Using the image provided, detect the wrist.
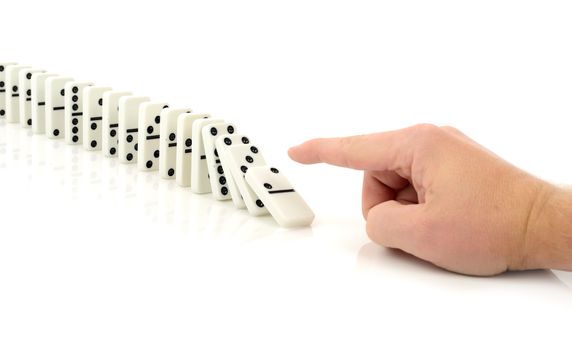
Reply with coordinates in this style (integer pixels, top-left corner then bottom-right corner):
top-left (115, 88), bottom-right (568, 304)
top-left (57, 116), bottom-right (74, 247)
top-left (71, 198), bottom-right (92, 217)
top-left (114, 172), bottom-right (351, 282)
top-left (523, 184), bottom-right (572, 271)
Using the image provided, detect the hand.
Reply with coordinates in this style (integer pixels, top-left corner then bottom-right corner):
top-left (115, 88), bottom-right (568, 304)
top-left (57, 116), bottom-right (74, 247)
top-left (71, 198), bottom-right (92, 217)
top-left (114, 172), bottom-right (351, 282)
top-left (289, 124), bottom-right (571, 276)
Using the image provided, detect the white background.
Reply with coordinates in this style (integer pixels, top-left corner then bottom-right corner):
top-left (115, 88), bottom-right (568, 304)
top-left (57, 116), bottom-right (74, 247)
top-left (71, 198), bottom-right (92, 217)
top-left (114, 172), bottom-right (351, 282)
top-left (2, 0), bottom-right (572, 349)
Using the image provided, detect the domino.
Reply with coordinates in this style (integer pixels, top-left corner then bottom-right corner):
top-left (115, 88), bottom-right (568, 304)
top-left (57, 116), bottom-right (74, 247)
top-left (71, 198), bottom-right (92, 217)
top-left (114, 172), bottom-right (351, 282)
top-left (245, 166), bottom-right (314, 227)
top-left (201, 122), bottom-right (237, 200)
top-left (102, 91), bottom-right (131, 157)
top-left (45, 76), bottom-right (74, 139)
top-left (0, 62), bottom-right (17, 119)
top-left (31, 72), bottom-right (58, 134)
top-left (223, 144), bottom-right (269, 216)
top-left (83, 86), bottom-right (112, 151)
top-left (118, 96), bottom-right (150, 164)
top-left (175, 113), bottom-right (210, 187)
top-left (137, 101), bottom-right (169, 171)
top-left (18, 68), bottom-right (45, 127)
top-left (5, 65), bottom-right (31, 123)
top-left (190, 118), bottom-right (224, 194)
top-left (214, 134), bottom-right (251, 209)
top-left (158, 107), bottom-right (192, 179)
top-left (64, 81), bottom-right (93, 145)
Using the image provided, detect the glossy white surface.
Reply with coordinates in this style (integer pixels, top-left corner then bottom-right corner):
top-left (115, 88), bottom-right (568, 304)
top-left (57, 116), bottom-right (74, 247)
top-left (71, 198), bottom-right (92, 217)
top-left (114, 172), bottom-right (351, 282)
top-left (3, 0), bottom-right (572, 349)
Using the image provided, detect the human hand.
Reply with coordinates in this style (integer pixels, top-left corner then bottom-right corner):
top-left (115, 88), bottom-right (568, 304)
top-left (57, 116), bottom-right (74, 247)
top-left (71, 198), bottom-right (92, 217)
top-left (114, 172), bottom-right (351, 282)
top-left (289, 124), bottom-right (571, 276)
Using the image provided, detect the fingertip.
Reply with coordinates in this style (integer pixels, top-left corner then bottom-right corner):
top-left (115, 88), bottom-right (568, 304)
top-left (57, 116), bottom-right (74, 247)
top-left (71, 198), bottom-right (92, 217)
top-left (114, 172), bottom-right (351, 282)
top-left (288, 140), bottom-right (318, 164)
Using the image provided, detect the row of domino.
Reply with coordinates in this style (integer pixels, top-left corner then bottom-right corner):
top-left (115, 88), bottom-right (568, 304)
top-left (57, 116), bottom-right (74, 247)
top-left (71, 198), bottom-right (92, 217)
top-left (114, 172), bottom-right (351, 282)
top-left (0, 62), bottom-right (314, 228)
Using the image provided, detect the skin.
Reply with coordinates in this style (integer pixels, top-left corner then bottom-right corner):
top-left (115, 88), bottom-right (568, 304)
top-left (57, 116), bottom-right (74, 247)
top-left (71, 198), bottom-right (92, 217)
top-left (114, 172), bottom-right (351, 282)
top-left (288, 124), bottom-right (572, 276)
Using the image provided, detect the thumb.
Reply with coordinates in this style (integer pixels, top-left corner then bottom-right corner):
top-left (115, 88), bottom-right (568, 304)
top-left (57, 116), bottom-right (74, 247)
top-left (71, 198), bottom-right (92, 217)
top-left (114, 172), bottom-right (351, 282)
top-left (366, 201), bottom-right (431, 260)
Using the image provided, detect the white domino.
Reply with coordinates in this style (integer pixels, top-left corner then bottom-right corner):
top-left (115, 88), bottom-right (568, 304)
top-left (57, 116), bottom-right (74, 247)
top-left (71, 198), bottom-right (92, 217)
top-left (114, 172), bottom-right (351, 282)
top-left (191, 118), bottom-right (224, 194)
top-left (245, 166), bottom-right (315, 227)
top-left (201, 122), bottom-right (237, 200)
top-left (175, 113), bottom-right (210, 187)
top-left (118, 96), bottom-right (149, 164)
top-left (64, 81), bottom-right (93, 145)
top-left (102, 91), bottom-right (131, 157)
top-left (31, 72), bottom-right (57, 134)
top-left (5, 65), bottom-right (31, 123)
top-left (137, 101), bottom-right (169, 171)
top-left (159, 107), bottom-right (193, 179)
top-left (223, 144), bottom-right (269, 216)
top-left (18, 68), bottom-right (45, 128)
top-left (45, 76), bottom-right (73, 139)
top-left (214, 134), bottom-right (252, 209)
top-left (83, 86), bottom-right (112, 151)
top-left (0, 62), bottom-right (18, 119)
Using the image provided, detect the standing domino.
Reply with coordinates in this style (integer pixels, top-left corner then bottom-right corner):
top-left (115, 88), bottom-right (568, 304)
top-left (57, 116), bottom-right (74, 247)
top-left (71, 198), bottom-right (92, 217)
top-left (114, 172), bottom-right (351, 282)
top-left (18, 68), bottom-right (45, 127)
top-left (137, 101), bottom-right (169, 171)
top-left (102, 91), bottom-right (131, 157)
top-left (190, 118), bottom-right (224, 194)
top-left (64, 81), bottom-right (93, 145)
top-left (245, 166), bottom-right (315, 227)
top-left (83, 86), bottom-right (112, 150)
top-left (214, 134), bottom-right (251, 209)
top-left (118, 96), bottom-right (150, 164)
top-left (175, 113), bottom-right (210, 187)
top-left (31, 73), bottom-right (57, 134)
top-left (201, 122), bottom-right (237, 200)
top-left (45, 76), bottom-right (74, 139)
top-left (223, 144), bottom-right (269, 216)
top-left (159, 107), bottom-right (192, 179)
top-left (5, 65), bottom-right (31, 123)
top-left (0, 62), bottom-right (17, 119)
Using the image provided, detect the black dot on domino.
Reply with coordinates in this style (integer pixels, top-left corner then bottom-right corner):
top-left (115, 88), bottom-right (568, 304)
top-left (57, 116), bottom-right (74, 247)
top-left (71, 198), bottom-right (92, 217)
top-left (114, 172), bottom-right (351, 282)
top-left (127, 153), bottom-right (133, 161)
top-left (98, 98), bottom-right (103, 106)
top-left (245, 156), bottom-right (253, 163)
top-left (146, 161), bottom-right (153, 169)
top-left (185, 138), bottom-right (192, 147)
top-left (227, 125), bottom-right (234, 134)
top-left (72, 95), bottom-right (78, 102)
top-left (162, 105), bottom-right (169, 109)
top-left (264, 183), bottom-right (272, 189)
top-left (210, 127), bottom-right (217, 136)
top-left (221, 187), bottom-right (228, 196)
top-left (110, 130), bottom-right (116, 137)
top-left (53, 129), bottom-right (60, 136)
top-left (224, 137), bottom-right (232, 145)
top-left (270, 168), bottom-right (279, 173)
top-left (217, 165), bottom-right (223, 174)
top-left (72, 104), bottom-right (79, 111)
top-left (60, 89), bottom-right (65, 96)
top-left (110, 147), bottom-right (116, 155)
top-left (250, 146), bottom-right (258, 154)
top-left (26, 73), bottom-right (32, 79)
top-left (256, 200), bottom-right (264, 208)
top-left (147, 126), bottom-right (153, 134)
top-left (169, 133), bottom-right (175, 141)
top-left (0, 66), bottom-right (4, 72)
top-left (0, 82), bottom-right (4, 88)
top-left (91, 123), bottom-right (97, 130)
top-left (134, 143), bottom-right (138, 151)
top-left (72, 127), bottom-right (78, 134)
top-left (127, 135), bottom-right (133, 143)
top-left (72, 135), bottom-right (78, 143)
top-left (219, 176), bottom-right (226, 185)
top-left (214, 149), bottom-right (218, 157)
top-left (27, 119), bottom-right (32, 126)
top-left (241, 137), bottom-right (249, 144)
top-left (91, 140), bottom-right (97, 148)
top-left (72, 86), bottom-right (78, 93)
top-left (72, 118), bottom-right (78, 125)
top-left (0, 110), bottom-right (5, 116)
top-left (154, 116), bottom-right (160, 124)
top-left (12, 86), bottom-right (18, 93)
top-left (26, 89), bottom-right (31, 96)
top-left (168, 168), bottom-right (175, 177)
top-left (154, 150), bottom-right (159, 158)
top-left (240, 165), bottom-right (248, 173)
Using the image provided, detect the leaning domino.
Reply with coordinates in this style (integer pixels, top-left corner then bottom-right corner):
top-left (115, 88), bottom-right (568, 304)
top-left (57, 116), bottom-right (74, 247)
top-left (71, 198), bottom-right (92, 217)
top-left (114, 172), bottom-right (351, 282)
top-left (102, 91), bottom-right (131, 157)
top-left (214, 134), bottom-right (251, 209)
top-left (175, 113), bottom-right (210, 187)
top-left (118, 96), bottom-right (150, 164)
top-left (202, 122), bottom-right (236, 200)
top-left (137, 101), bottom-right (169, 171)
top-left (190, 118), bottom-right (224, 194)
top-left (159, 107), bottom-right (192, 179)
